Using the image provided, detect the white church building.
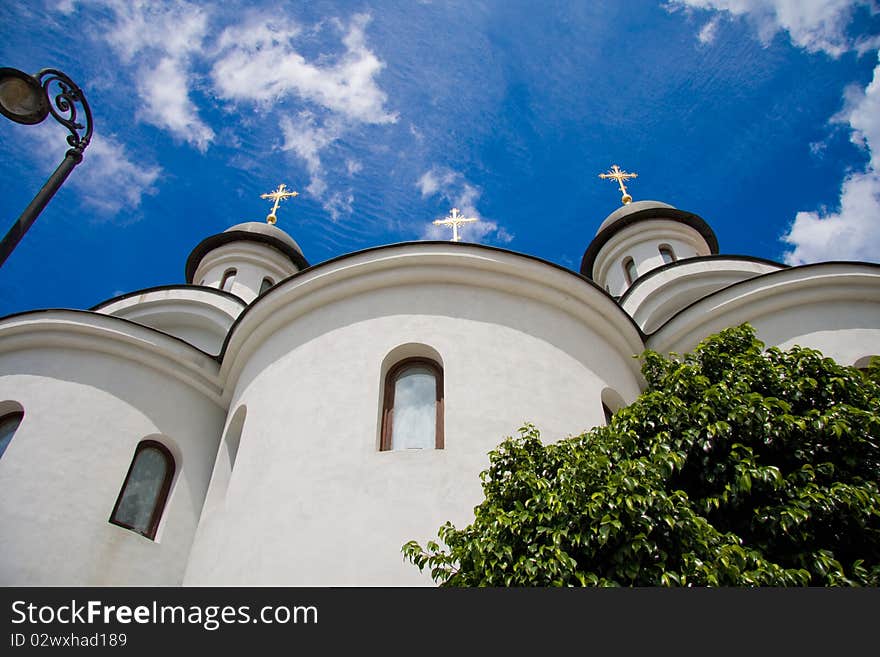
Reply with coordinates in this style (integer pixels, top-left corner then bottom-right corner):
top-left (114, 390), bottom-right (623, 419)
top-left (0, 191), bottom-right (878, 586)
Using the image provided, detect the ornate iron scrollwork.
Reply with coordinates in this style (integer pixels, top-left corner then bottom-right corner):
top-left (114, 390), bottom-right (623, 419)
top-left (36, 68), bottom-right (93, 156)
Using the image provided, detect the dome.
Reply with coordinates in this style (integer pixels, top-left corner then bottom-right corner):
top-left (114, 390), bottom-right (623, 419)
top-left (185, 221), bottom-right (310, 283)
top-left (580, 200), bottom-right (718, 279)
top-left (224, 222), bottom-right (304, 256)
top-left (595, 200), bottom-right (676, 236)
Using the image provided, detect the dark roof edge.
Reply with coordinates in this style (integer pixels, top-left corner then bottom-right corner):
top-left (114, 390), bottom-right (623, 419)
top-left (185, 231), bottom-right (311, 283)
top-left (580, 207), bottom-right (719, 278)
top-left (618, 254), bottom-right (788, 305)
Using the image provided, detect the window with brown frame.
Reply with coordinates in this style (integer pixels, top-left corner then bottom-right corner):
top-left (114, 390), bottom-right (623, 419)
top-left (380, 357), bottom-right (444, 451)
top-left (110, 440), bottom-right (175, 540)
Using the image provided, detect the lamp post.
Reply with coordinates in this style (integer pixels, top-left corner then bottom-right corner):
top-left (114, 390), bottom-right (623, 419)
top-left (0, 67), bottom-right (93, 267)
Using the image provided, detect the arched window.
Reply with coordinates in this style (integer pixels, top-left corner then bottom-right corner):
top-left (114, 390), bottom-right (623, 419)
top-left (602, 403), bottom-right (613, 425)
top-left (220, 268), bottom-right (236, 292)
top-left (381, 358), bottom-right (444, 451)
top-left (0, 410), bottom-right (24, 459)
top-left (659, 244), bottom-right (676, 264)
top-left (601, 388), bottom-right (625, 427)
top-left (110, 440), bottom-right (175, 540)
top-left (623, 257), bottom-right (637, 286)
top-left (259, 277), bottom-right (274, 295)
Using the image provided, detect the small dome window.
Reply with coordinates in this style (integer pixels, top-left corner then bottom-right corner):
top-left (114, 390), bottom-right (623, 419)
top-left (659, 244), bottom-right (677, 264)
top-left (622, 257), bottom-right (637, 286)
top-left (220, 269), bottom-right (237, 292)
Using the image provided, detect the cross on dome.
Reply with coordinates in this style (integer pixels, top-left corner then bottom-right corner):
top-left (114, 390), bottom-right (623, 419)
top-left (260, 183), bottom-right (299, 225)
top-left (432, 207), bottom-right (478, 242)
top-left (599, 164), bottom-right (638, 205)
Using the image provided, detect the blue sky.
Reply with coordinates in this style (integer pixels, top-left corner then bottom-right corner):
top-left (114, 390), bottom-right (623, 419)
top-left (1, 0), bottom-right (878, 315)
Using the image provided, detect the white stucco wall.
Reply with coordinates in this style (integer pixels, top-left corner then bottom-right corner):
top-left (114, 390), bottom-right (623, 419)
top-left (0, 315), bottom-right (225, 586)
top-left (184, 244), bottom-right (645, 586)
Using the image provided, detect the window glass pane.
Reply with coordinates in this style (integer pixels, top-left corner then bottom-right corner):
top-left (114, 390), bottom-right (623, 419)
top-left (0, 412), bottom-right (23, 458)
top-left (114, 447), bottom-right (168, 534)
top-left (391, 366), bottom-right (436, 450)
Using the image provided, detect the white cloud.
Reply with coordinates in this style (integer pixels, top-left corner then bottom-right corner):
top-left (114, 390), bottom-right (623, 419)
top-left (698, 15), bottom-right (721, 44)
top-left (782, 171), bottom-right (880, 262)
top-left (76, 135), bottom-right (161, 216)
top-left (417, 168), bottom-right (459, 197)
top-left (346, 159), bottom-right (363, 176)
top-left (53, 0), bottom-right (77, 13)
top-left (324, 192), bottom-right (355, 221)
top-left (417, 167), bottom-right (513, 244)
top-left (840, 66), bottom-right (880, 163)
top-left (211, 13), bottom-right (397, 125)
top-left (139, 57), bottom-right (214, 153)
top-left (213, 12), bottom-right (395, 216)
top-left (279, 113), bottom-right (343, 198)
top-left (102, 0), bottom-right (209, 61)
top-left (809, 140), bottom-right (828, 156)
top-left (60, 0), bottom-right (214, 151)
top-left (27, 127), bottom-right (161, 217)
top-left (669, 1), bottom-right (880, 263)
top-left (669, 0), bottom-right (879, 56)
top-left (279, 114), bottom-right (359, 220)
top-left (783, 51), bottom-right (880, 263)
top-left (52, 3), bottom-right (397, 218)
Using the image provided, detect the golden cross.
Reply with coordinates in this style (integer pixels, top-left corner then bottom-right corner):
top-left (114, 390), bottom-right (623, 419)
top-left (433, 207), bottom-right (477, 242)
top-left (260, 183), bottom-right (299, 224)
top-left (599, 164), bottom-right (638, 205)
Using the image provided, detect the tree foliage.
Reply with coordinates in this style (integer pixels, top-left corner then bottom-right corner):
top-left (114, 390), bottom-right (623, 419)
top-left (403, 324), bottom-right (880, 586)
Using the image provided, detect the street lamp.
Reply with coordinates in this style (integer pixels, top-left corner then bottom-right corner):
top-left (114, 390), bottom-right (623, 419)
top-left (0, 67), bottom-right (93, 267)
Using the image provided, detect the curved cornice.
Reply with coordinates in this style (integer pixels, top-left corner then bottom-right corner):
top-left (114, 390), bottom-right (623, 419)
top-left (618, 254), bottom-right (788, 306)
top-left (90, 284), bottom-right (247, 313)
top-left (648, 261), bottom-right (880, 351)
top-left (185, 231), bottom-right (311, 283)
top-left (0, 309), bottom-right (223, 405)
top-left (217, 242), bottom-right (647, 398)
top-left (581, 207), bottom-right (719, 278)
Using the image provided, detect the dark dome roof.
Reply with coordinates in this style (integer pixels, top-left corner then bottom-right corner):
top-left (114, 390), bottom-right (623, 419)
top-left (580, 201), bottom-right (718, 278)
top-left (595, 200), bottom-right (675, 235)
top-left (223, 222), bottom-right (304, 255)
top-left (185, 222), bottom-right (310, 283)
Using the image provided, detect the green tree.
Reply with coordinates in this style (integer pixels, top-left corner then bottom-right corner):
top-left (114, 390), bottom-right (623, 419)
top-left (403, 324), bottom-right (880, 586)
